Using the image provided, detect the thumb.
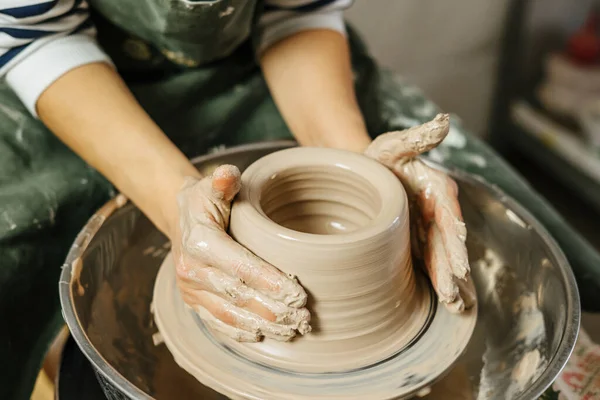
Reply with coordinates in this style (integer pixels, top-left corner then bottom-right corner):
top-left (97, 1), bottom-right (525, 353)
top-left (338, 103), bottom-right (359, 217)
top-left (211, 165), bottom-right (242, 203)
top-left (365, 113), bottom-right (450, 165)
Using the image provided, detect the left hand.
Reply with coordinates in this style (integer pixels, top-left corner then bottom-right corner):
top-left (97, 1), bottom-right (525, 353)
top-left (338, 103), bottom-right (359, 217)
top-left (365, 114), bottom-right (476, 313)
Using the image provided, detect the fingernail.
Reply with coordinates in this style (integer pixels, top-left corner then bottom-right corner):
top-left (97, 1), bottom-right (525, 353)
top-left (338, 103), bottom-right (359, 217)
top-left (213, 165), bottom-right (240, 180)
top-left (279, 279), bottom-right (308, 307)
top-left (285, 291), bottom-right (307, 308)
top-left (297, 320), bottom-right (312, 335)
top-left (445, 298), bottom-right (465, 314)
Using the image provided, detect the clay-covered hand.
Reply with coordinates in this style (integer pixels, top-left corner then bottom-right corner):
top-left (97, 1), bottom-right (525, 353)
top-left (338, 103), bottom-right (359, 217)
top-left (365, 114), bottom-right (476, 313)
top-left (172, 165), bottom-right (311, 342)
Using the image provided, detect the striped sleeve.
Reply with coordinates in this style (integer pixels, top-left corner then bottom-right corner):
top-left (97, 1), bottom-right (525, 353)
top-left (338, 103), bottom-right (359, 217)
top-left (256, 0), bottom-right (352, 54)
top-left (0, 0), bottom-right (111, 116)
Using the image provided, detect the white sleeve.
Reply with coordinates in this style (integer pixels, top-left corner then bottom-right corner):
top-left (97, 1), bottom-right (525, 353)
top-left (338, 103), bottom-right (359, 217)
top-left (256, 0), bottom-right (353, 55)
top-left (0, 0), bottom-right (112, 116)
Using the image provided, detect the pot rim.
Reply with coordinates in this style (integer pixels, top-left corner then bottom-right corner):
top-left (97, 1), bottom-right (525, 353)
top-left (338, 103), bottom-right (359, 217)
top-left (232, 146), bottom-right (408, 245)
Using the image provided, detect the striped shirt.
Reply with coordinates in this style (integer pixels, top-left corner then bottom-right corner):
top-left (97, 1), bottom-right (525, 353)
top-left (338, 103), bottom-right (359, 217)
top-left (0, 0), bottom-right (352, 116)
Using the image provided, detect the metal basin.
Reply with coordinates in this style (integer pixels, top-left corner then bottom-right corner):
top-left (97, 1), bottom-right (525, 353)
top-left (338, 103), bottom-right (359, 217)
top-left (59, 141), bottom-right (580, 400)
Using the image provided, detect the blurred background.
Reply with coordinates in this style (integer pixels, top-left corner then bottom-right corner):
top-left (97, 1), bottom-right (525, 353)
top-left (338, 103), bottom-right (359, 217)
top-left (346, 0), bottom-right (600, 255)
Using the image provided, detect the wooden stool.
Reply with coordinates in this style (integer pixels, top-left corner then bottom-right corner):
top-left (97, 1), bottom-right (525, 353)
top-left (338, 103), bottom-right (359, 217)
top-left (31, 326), bottom-right (69, 400)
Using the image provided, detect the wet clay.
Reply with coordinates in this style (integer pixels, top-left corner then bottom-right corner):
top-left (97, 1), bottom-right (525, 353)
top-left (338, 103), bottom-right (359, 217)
top-left (153, 254), bottom-right (477, 400)
top-left (152, 148), bottom-right (477, 399)
top-left (221, 147), bottom-right (430, 373)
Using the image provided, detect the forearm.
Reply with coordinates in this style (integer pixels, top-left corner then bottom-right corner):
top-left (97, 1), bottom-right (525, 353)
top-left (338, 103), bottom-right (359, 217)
top-left (260, 30), bottom-right (371, 153)
top-left (37, 63), bottom-right (200, 236)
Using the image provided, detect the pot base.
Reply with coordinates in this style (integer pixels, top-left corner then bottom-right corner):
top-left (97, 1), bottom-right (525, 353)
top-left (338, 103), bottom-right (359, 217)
top-left (216, 268), bottom-right (433, 374)
top-left (153, 254), bottom-right (477, 400)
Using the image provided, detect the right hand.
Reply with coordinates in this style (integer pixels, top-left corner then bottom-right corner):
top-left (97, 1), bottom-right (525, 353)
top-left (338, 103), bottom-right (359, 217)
top-left (365, 114), bottom-right (475, 313)
top-left (172, 165), bottom-right (311, 342)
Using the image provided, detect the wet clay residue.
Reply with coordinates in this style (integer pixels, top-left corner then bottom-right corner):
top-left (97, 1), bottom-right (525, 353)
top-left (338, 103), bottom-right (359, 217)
top-left (473, 249), bottom-right (548, 400)
top-left (152, 252), bottom-right (477, 400)
top-left (511, 350), bottom-right (542, 389)
top-left (69, 193), bottom-right (129, 298)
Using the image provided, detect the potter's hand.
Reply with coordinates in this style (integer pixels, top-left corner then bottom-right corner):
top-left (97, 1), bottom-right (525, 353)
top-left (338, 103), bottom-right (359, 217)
top-left (365, 114), bottom-right (475, 313)
top-left (173, 165), bottom-right (311, 342)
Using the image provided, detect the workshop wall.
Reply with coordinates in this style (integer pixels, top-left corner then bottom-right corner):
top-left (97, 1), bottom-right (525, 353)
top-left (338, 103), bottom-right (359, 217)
top-left (345, 0), bottom-right (509, 137)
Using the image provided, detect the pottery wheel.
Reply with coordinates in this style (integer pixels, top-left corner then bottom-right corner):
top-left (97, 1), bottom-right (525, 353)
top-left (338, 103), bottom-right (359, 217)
top-left (153, 254), bottom-right (477, 400)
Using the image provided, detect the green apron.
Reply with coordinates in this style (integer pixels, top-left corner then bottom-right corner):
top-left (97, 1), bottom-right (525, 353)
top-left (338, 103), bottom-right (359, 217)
top-left (0, 1), bottom-right (599, 399)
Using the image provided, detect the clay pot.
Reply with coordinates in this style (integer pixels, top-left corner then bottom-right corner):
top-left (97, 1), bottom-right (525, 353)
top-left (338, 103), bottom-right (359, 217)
top-left (226, 147), bottom-right (431, 373)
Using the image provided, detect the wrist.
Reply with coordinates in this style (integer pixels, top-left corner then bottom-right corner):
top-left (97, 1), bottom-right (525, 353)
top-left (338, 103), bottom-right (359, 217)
top-left (116, 148), bottom-right (201, 240)
top-left (294, 113), bottom-right (371, 153)
top-left (322, 130), bottom-right (371, 153)
top-left (154, 165), bottom-right (202, 240)
top-left (316, 124), bottom-right (372, 153)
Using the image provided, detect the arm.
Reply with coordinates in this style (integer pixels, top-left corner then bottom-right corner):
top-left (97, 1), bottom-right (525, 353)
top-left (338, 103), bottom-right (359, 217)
top-left (37, 63), bottom-right (200, 236)
top-left (3, 1), bottom-right (309, 341)
top-left (258, 3), bottom-right (473, 312)
top-left (258, 0), bottom-right (371, 153)
top-left (1, 1), bottom-right (199, 236)
top-left (261, 29), bottom-right (371, 152)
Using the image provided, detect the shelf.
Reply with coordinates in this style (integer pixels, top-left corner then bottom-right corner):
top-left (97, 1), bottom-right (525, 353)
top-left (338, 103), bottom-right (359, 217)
top-left (508, 100), bottom-right (600, 212)
top-left (511, 100), bottom-right (600, 182)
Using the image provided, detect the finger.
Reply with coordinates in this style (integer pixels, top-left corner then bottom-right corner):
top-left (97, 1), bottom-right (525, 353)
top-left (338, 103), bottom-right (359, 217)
top-left (178, 174), bottom-right (233, 230)
top-left (177, 265), bottom-right (311, 333)
top-left (194, 305), bottom-right (260, 342)
top-left (443, 278), bottom-right (475, 313)
top-left (189, 291), bottom-right (300, 341)
top-left (456, 276), bottom-right (476, 310)
top-left (392, 158), bottom-right (427, 201)
top-left (210, 164), bottom-right (241, 202)
top-left (184, 227), bottom-right (308, 308)
top-left (401, 160), bottom-right (470, 279)
top-left (408, 200), bottom-right (425, 260)
top-left (444, 297), bottom-right (465, 314)
top-left (435, 202), bottom-right (469, 279)
top-left (424, 224), bottom-right (459, 303)
top-left (365, 113), bottom-right (450, 165)
top-left (392, 161), bottom-right (433, 260)
top-left (431, 174), bottom-right (469, 279)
